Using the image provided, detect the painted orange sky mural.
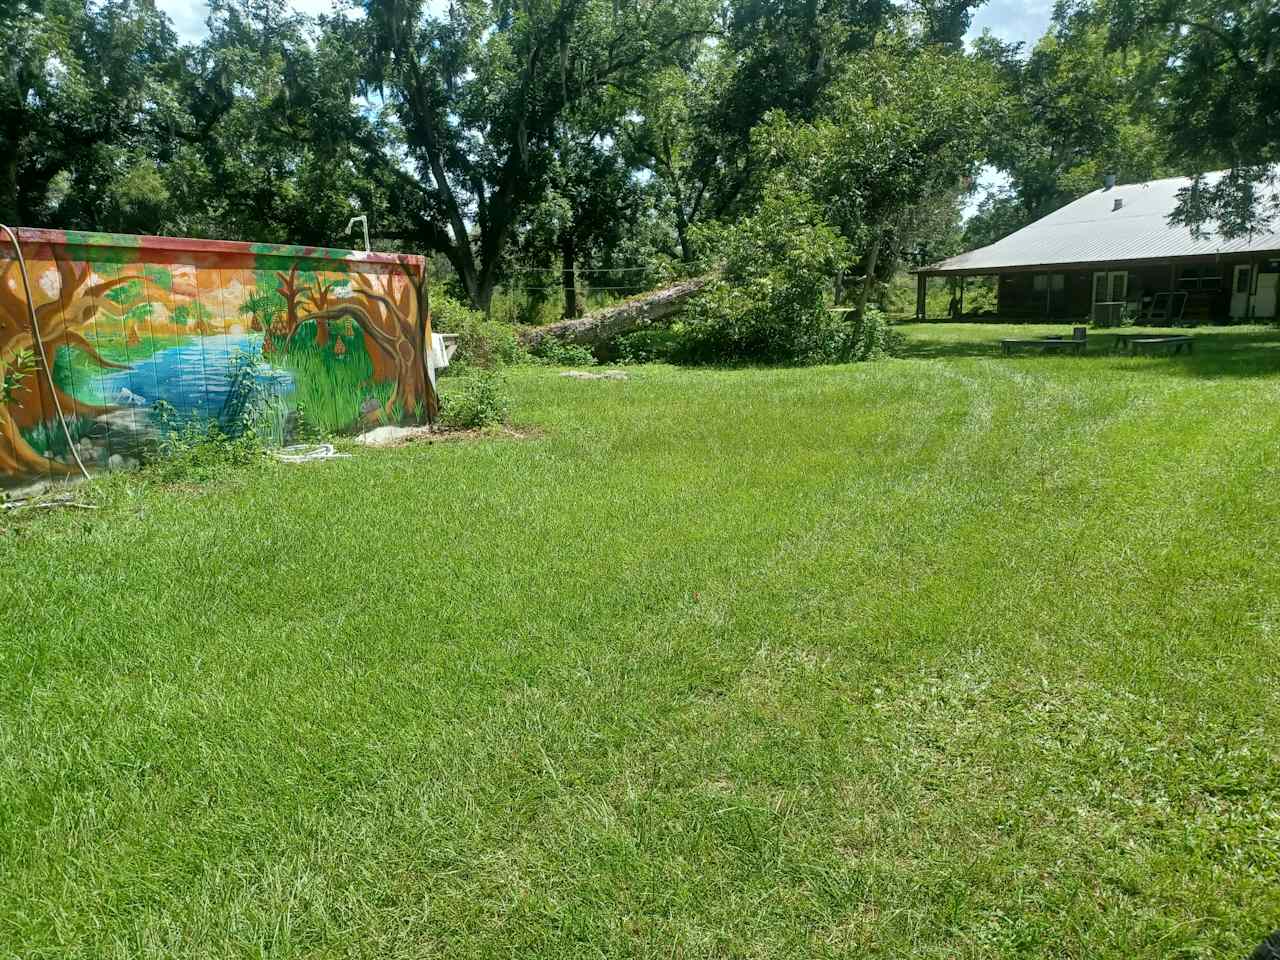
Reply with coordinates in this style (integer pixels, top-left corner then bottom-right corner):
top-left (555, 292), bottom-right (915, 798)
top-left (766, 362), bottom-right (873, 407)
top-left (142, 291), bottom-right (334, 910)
top-left (0, 229), bottom-right (436, 491)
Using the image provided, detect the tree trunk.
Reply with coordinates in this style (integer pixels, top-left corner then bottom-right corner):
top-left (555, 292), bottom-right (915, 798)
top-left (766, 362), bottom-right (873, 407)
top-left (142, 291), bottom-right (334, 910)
top-left (561, 233), bottom-right (578, 319)
top-left (856, 233), bottom-right (882, 320)
top-left (521, 275), bottom-right (710, 349)
top-left (475, 276), bottom-right (496, 317)
top-left (457, 256), bottom-right (484, 312)
top-left (674, 203), bottom-right (693, 263)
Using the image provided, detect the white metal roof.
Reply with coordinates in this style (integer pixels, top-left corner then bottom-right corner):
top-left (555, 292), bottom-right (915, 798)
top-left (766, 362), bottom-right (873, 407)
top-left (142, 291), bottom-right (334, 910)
top-left (920, 170), bottom-right (1280, 275)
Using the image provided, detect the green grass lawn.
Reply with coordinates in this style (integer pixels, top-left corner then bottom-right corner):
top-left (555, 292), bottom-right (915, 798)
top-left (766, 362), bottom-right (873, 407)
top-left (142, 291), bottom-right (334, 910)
top-left (3, 323), bottom-right (1279, 958)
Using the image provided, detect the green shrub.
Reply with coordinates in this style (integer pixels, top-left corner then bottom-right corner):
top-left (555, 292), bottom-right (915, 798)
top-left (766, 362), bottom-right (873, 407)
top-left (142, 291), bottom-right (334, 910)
top-left (610, 327), bottom-right (685, 364)
top-left (528, 336), bottom-right (597, 367)
top-left (488, 285), bottom-right (564, 326)
top-left (685, 187), bottom-right (872, 365)
top-left (289, 401), bottom-right (326, 444)
top-left (849, 307), bottom-right (897, 361)
top-left (439, 371), bottom-right (512, 429)
top-left (431, 294), bottom-right (484, 332)
top-left (432, 295), bottom-right (527, 369)
top-left (146, 402), bottom-right (267, 483)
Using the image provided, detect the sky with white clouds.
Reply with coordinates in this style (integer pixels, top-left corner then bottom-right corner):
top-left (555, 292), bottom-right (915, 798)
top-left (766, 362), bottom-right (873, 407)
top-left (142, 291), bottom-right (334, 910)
top-left (158, 0), bottom-right (345, 42)
top-left (966, 0), bottom-right (1054, 48)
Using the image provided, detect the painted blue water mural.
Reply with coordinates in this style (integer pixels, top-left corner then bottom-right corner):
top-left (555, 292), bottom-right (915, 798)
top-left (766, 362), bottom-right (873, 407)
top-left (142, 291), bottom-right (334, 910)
top-left (96, 333), bottom-right (294, 425)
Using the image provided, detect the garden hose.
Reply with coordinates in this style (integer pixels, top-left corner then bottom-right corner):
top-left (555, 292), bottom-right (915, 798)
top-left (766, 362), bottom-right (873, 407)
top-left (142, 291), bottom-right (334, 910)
top-left (1, 224), bottom-right (92, 481)
top-left (270, 443), bottom-right (350, 463)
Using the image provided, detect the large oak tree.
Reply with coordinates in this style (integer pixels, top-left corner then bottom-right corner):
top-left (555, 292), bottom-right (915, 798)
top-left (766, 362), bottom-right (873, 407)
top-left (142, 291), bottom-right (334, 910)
top-left (356, 0), bottom-right (716, 311)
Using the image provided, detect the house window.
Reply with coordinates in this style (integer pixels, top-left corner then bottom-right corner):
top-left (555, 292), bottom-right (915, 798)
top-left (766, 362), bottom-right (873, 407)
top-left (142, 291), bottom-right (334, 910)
top-left (1179, 267), bottom-right (1223, 291)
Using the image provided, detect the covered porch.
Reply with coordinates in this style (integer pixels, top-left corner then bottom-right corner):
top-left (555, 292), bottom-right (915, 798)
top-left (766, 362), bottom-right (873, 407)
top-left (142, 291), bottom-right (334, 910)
top-left (912, 255), bottom-right (1280, 325)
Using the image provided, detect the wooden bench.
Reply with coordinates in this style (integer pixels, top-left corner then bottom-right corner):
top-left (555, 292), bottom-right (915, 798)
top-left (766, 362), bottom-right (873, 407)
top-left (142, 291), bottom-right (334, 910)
top-left (1121, 335), bottom-right (1194, 356)
top-left (1000, 329), bottom-right (1087, 356)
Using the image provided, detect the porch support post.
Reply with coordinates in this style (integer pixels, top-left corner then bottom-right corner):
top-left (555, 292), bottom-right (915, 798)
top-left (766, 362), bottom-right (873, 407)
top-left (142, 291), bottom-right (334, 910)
top-left (916, 273), bottom-right (926, 319)
top-left (959, 275), bottom-right (966, 318)
top-left (1250, 257), bottom-right (1259, 319)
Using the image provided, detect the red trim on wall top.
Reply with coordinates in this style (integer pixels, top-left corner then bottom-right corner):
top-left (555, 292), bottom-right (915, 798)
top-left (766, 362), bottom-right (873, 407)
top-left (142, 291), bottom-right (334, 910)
top-left (2, 226), bottom-right (426, 273)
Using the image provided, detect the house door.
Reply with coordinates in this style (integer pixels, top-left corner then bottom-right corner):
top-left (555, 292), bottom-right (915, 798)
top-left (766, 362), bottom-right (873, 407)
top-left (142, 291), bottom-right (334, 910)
top-left (1047, 273), bottom-right (1066, 316)
top-left (1230, 265), bottom-right (1252, 318)
top-left (1092, 271), bottom-right (1127, 303)
top-left (1256, 272), bottom-right (1278, 319)
top-left (1034, 273), bottom-right (1067, 316)
top-left (1092, 271), bottom-right (1128, 324)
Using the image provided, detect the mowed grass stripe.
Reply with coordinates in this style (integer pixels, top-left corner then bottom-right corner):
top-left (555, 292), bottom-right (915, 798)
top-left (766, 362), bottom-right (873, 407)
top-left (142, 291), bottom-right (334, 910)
top-left (2, 327), bottom-right (1278, 957)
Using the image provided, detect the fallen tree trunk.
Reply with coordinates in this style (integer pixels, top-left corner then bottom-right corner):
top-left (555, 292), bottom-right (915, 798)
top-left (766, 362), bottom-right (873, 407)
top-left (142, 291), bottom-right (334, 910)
top-left (519, 275), bottom-right (711, 349)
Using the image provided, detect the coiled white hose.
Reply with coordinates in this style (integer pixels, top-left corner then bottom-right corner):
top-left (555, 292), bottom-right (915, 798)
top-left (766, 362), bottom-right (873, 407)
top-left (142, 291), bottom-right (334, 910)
top-left (270, 443), bottom-right (351, 463)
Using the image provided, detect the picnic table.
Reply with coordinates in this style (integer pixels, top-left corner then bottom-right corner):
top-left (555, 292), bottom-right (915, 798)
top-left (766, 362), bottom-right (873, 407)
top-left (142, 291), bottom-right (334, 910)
top-left (1000, 336), bottom-right (1086, 356)
top-left (1114, 333), bottom-right (1194, 355)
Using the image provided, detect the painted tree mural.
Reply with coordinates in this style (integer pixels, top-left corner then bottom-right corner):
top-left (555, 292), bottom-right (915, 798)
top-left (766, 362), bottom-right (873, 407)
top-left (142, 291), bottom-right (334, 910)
top-left (286, 259), bottom-right (437, 422)
top-left (0, 230), bottom-right (436, 488)
top-left (0, 251), bottom-right (136, 476)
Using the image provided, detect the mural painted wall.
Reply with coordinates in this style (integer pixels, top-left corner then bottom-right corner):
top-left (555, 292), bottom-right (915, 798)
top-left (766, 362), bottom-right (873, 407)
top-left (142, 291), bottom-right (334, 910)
top-left (0, 228), bottom-right (436, 491)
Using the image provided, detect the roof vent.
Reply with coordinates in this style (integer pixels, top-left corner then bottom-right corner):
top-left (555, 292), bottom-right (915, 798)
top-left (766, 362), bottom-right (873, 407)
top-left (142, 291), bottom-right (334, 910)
top-left (1113, 197), bottom-right (1124, 212)
top-left (1103, 173), bottom-right (1117, 190)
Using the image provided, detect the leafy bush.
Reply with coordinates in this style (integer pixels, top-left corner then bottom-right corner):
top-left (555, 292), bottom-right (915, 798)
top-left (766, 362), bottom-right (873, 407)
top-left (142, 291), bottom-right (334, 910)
top-left (850, 307), bottom-right (897, 360)
top-left (289, 401), bottom-right (326, 444)
top-left (528, 336), bottom-right (597, 367)
top-left (432, 295), bottom-right (527, 369)
top-left (431, 293), bottom-right (485, 332)
top-left (146, 401), bottom-right (267, 483)
top-left (141, 355), bottom-right (283, 483)
top-left (488, 282), bottom-right (564, 327)
top-left (439, 371), bottom-right (512, 429)
top-left (685, 187), bottom-right (879, 365)
top-left (610, 327), bottom-right (685, 364)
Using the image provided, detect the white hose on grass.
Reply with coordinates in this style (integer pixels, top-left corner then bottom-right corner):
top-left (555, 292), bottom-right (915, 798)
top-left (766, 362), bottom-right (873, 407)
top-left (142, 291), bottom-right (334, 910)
top-left (270, 443), bottom-right (351, 463)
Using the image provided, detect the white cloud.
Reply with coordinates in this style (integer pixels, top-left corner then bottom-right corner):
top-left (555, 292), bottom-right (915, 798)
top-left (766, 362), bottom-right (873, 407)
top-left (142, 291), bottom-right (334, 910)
top-left (965, 0), bottom-right (1054, 49)
top-left (156, 1), bottom-right (208, 43)
top-left (156, 0), bottom-right (354, 43)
